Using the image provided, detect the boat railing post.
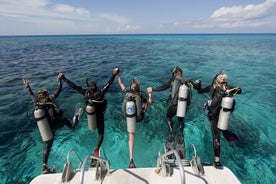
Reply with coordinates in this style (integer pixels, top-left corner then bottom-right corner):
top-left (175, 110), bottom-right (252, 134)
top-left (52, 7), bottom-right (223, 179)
top-left (156, 149), bottom-right (186, 184)
top-left (66, 148), bottom-right (83, 169)
top-left (79, 154), bottom-right (111, 184)
top-left (79, 154), bottom-right (91, 184)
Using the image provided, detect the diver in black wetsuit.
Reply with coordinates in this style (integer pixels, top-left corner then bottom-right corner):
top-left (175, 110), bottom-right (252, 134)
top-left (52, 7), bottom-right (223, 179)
top-left (59, 68), bottom-right (119, 162)
top-left (198, 71), bottom-right (242, 169)
top-left (23, 74), bottom-right (81, 174)
top-left (147, 66), bottom-right (201, 153)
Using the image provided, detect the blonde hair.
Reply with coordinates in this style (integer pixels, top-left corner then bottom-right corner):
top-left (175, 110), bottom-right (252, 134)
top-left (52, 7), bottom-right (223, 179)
top-left (213, 73), bottom-right (227, 89)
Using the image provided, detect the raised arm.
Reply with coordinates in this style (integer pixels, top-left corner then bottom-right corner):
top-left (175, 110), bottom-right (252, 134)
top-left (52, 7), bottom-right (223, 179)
top-left (59, 73), bottom-right (86, 95)
top-left (117, 72), bottom-right (126, 92)
top-left (198, 84), bottom-right (212, 94)
top-left (49, 75), bottom-right (62, 100)
top-left (101, 67), bottom-right (120, 94)
top-left (23, 78), bottom-right (37, 104)
top-left (147, 78), bottom-right (172, 93)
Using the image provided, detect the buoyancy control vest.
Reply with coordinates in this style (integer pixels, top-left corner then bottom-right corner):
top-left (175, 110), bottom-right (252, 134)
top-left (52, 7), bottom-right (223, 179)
top-left (86, 101), bottom-right (97, 130)
top-left (207, 88), bottom-right (236, 124)
top-left (33, 101), bottom-right (59, 141)
top-left (217, 95), bottom-right (235, 130)
top-left (122, 92), bottom-right (144, 133)
top-left (170, 76), bottom-right (192, 117)
top-left (84, 89), bottom-right (107, 131)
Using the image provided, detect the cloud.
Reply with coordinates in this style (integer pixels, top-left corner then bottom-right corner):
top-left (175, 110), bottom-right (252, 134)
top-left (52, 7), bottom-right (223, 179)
top-left (156, 0), bottom-right (276, 33)
top-left (53, 4), bottom-right (90, 17)
top-left (116, 25), bottom-right (142, 32)
top-left (210, 0), bottom-right (276, 26)
top-left (97, 13), bottom-right (129, 24)
top-left (54, 4), bottom-right (75, 13)
top-left (0, 0), bottom-right (91, 22)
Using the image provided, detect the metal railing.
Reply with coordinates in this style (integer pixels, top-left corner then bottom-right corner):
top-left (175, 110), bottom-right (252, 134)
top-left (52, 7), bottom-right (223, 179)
top-left (67, 148), bottom-right (83, 169)
top-left (79, 151), bottom-right (110, 184)
top-left (61, 149), bottom-right (83, 182)
top-left (155, 149), bottom-right (186, 184)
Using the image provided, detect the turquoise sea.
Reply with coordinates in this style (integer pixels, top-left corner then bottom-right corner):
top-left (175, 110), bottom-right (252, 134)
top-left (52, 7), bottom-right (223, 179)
top-left (0, 34), bottom-right (275, 184)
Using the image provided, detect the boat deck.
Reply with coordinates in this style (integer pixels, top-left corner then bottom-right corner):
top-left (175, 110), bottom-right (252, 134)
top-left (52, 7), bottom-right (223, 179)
top-left (30, 147), bottom-right (241, 184)
top-left (31, 166), bottom-right (240, 184)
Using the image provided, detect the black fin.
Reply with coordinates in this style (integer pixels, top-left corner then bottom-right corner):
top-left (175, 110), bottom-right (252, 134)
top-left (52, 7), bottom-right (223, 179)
top-left (222, 130), bottom-right (239, 142)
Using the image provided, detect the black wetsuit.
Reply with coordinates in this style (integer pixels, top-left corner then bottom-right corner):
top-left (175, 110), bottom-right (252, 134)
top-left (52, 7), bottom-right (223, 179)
top-left (63, 74), bottom-right (116, 149)
top-left (152, 77), bottom-right (200, 134)
top-left (198, 84), bottom-right (241, 157)
top-left (26, 80), bottom-right (74, 167)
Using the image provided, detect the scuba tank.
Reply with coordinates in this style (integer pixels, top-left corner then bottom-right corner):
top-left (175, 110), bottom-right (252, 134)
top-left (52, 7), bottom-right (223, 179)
top-left (86, 104), bottom-right (97, 130)
top-left (217, 96), bottom-right (235, 130)
top-left (34, 107), bottom-right (53, 141)
top-left (176, 84), bottom-right (189, 117)
top-left (126, 101), bottom-right (136, 133)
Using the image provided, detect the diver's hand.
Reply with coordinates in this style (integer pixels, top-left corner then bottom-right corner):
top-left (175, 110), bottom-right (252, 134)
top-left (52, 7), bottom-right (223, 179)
top-left (113, 67), bottom-right (120, 75)
top-left (22, 78), bottom-right (29, 88)
top-left (237, 87), bottom-right (242, 94)
top-left (147, 87), bottom-right (153, 93)
top-left (58, 73), bottom-right (65, 80)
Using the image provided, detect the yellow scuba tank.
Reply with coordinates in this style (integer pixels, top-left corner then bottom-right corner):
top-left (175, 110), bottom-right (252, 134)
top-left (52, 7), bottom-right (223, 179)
top-left (34, 107), bottom-right (53, 141)
top-left (176, 84), bottom-right (189, 117)
top-left (217, 96), bottom-right (235, 130)
top-left (126, 100), bottom-right (136, 133)
top-left (86, 104), bottom-right (97, 130)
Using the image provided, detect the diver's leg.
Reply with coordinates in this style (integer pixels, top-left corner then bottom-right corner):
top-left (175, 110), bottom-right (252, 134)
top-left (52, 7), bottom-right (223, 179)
top-left (210, 118), bottom-right (222, 169)
top-left (42, 139), bottom-right (54, 174)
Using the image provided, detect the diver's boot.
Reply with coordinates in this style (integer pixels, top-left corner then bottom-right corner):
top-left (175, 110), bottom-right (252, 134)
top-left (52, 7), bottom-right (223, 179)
top-left (177, 133), bottom-right (184, 145)
top-left (166, 130), bottom-right (175, 143)
top-left (42, 164), bottom-right (56, 174)
top-left (176, 133), bottom-right (185, 159)
top-left (214, 161), bottom-right (223, 169)
top-left (129, 159), bottom-right (136, 169)
top-left (165, 130), bottom-right (176, 159)
top-left (90, 148), bottom-right (99, 167)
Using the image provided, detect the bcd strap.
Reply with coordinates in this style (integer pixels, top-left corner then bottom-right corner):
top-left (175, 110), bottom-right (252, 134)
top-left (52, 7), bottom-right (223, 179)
top-left (34, 109), bottom-right (47, 121)
top-left (92, 99), bottom-right (105, 103)
top-left (34, 116), bottom-right (46, 121)
top-left (126, 113), bottom-right (136, 118)
top-left (86, 110), bottom-right (96, 115)
top-left (179, 97), bottom-right (188, 101)
top-left (222, 107), bottom-right (234, 112)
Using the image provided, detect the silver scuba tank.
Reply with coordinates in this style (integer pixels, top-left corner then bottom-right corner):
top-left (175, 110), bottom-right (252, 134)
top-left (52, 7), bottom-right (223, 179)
top-left (176, 84), bottom-right (189, 117)
top-left (218, 96), bottom-right (234, 130)
top-left (86, 104), bottom-right (97, 130)
top-left (126, 101), bottom-right (136, 133)
top-left (34, 108), bottom-right (53, 141)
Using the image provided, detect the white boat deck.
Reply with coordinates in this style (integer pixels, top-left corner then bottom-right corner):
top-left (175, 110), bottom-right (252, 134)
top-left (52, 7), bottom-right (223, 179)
top-left (31, 166), bottom-right (240, 184)
top-left (30, 146), bottom-right (241, 184)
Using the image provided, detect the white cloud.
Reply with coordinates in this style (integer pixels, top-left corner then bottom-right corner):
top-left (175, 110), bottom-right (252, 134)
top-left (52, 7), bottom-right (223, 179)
top-left (54, 4), bottom-right (75, 13)
top-left (116, 25), bottom-right (142, 32)
top-left (97, 13), bottom-right (129, 24)
top-left (211, 0), bottom-right (276, 23)
top-left (53, 4), bottom-right (90, 17)
top-left (0, 0), bottom-right (91, 21)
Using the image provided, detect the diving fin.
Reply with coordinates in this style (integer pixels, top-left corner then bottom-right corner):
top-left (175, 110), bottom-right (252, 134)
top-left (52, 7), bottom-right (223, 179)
top-left (222, 130), bottom-right (239, 142)
top-left (72, 108), bottom-right (83, 128)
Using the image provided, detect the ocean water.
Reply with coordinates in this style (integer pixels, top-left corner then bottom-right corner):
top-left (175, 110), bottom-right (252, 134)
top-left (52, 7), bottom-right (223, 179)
top-left (0, 34), bottom-right (275, 184)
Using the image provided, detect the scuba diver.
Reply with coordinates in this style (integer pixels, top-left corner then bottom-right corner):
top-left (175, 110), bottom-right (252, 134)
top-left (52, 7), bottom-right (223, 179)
top-left (22, 74), bottom-right (82, 174)
top-left (147, 66), bottom-right (201, 158)
top-left (198, 70), bottom-right (242, 169)
top-left (59, 67), bottom-right (119, 166)
top-left (117, 71), bottom-right (152, 168)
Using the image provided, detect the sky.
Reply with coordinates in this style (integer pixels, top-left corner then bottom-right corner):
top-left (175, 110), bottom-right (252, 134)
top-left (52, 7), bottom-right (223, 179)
top-left (0, 0), bottom-right (276, 35)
